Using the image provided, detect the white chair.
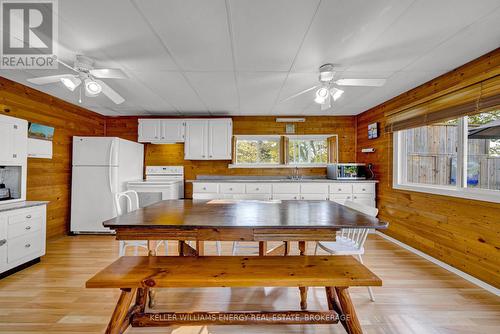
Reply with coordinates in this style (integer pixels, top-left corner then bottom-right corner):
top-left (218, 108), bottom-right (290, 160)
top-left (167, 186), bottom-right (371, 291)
top-left (114, 190), bottom-right (167, 256)
top-left (232, 241), bottom-right (259, 255)
top-left (315, 200), bottom-right (379, 302)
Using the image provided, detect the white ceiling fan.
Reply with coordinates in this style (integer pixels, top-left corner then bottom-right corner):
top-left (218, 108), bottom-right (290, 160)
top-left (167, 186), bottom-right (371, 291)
top-left (281, 63), bottom-right (386, 110)
top-left (27, 55), bottom-right (126, 104)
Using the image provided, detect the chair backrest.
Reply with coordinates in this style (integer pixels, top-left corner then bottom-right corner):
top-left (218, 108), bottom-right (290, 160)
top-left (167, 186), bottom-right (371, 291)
top-left (338, 200), bottom-right (379, 250)
top-left (114, 190), bottom-right (140, 216)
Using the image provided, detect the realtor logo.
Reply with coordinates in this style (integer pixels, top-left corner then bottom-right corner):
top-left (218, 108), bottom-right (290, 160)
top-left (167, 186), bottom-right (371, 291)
top-left (1, 0), bottom-right (58, 69)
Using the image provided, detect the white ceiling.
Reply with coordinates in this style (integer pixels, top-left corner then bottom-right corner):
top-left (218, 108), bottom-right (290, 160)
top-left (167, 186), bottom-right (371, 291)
top-left (1, 0), bottom-right (500, 116)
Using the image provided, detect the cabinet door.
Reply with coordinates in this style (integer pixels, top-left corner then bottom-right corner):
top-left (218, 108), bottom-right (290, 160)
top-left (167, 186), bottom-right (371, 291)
top-left (184, 120), bottom-right (209, 160)
top-left (273, 193), bottom-right (300, 200)
top-left (0, 117), bottom-right (26, 163)
top-left (138, 119), bottom-right (161, 142)
top-left (352, 194), bottom-right (375, 207)
top-left (0, 215), bottom-right (7, 271)
top-left (208, 119), bottom-right (232, 160)
top-left (161, 120), bottom-right (185, 142)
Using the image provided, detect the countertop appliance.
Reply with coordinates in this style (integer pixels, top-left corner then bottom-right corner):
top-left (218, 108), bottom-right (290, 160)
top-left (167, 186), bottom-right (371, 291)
top-left (127, 166), bottom-right (184, 207)
top-left (70, 137), bottom-right (144, 234)
top-left (327, 163), bottom-right (367, 180)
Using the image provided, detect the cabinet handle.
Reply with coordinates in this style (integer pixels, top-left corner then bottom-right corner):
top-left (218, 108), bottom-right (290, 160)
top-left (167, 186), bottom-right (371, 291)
top-left (209, 155), bottom-right (213, 158)
top-left (202, 187), bottom-right (207, 190)
top-left (25, 243), bottom-right (31, 248)
top-left (353, 196), bottom-right (357, 199)
top-left (155, 136), bottom-right (158, 139)
top-left (294, 196), bottom-right (297, 199)
top-left (202, 155), bottom-right (205, 158)
top-left (0, 239), bottom-right (6, 247)
top-left (229, 188), bottom-right (233, 191)
top-left (13, 154), bottom-right (17, 158)
top-left (347, 196), bottom-right (351, 199)
top-left (25, 226), bottom-right (31, 230)
top-left (13, 125), bottom-right (18, 129)
top-left (362, 188), bottom-right (366, 191)
top-left (338, 188), bottom-right (342, 191)
top-left (161, 136), bottom-right (165, 139)
top-left (26, 215), bottom-right (32, 219)
top-left (256, 188), bottom-right (259, 191)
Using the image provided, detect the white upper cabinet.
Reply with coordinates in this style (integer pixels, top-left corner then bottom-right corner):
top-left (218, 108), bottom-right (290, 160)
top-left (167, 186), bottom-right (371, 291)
top-left (184, 120), bottom-right (209, 160)
top-left (185, 119), bottom-right (232, 160)
top-left (162, 120), bottom-right (185, 142)
top-left (208, 119), bottom-right (232, 160)
top-left (138, 119), bottom-right (185, 143)
top-left (138, 119), bottom-right (161, 142)
top-left (0, 115), bottom-right (27, 164)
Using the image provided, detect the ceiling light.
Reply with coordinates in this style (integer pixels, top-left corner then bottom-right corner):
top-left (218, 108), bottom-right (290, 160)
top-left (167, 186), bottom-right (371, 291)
top-left (330, 87), bottom-right (344, 101)
top-left (318, 63), bottom-right (335, 82)
top-left (60, 76), bottom-right (81, 91)
top-left (85, 79), bottom-right (102, 95)
top-left (314, 87), bottom-right (329, 104)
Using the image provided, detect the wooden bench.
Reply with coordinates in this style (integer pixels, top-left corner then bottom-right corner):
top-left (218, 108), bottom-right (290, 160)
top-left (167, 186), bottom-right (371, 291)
top-left (86, 255), bottom-right (382, 334)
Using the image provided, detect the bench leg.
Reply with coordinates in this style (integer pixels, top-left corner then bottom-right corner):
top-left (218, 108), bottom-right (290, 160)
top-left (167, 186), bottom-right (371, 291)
top-left (258, 241), bottom-right (267, 256)
top-left (298, 241), bottom-right (308, 310)
top-left (106, 288), bottom-right (137, 334)
top-left (326, 287), bottom-right (349, 333)
top-left (147, 241), bottom-right (158, 308)
top-left (335, 287), bottom-right (363, 334)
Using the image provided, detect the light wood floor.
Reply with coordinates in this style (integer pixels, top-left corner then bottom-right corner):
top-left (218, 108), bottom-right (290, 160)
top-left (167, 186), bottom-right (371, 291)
top-left (0, 235), bottom-right (498, 334)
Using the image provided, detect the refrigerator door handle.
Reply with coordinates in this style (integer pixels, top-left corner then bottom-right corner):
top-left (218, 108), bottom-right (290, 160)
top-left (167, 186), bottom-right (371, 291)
top-left (108, 140), bottom-right (115, 193)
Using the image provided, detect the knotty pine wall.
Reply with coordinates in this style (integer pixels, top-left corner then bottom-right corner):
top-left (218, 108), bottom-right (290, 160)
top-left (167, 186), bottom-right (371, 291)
top-left (105, 116), bottom-right (357, 198)
top-left (0, 77), bottom-right (105, 239)
top-left (355, 49), bottom-right (500, 288)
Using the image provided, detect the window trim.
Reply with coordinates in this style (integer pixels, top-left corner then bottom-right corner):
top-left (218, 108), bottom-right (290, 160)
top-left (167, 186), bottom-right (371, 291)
top-left (393, 119), bottom-right (500, 204)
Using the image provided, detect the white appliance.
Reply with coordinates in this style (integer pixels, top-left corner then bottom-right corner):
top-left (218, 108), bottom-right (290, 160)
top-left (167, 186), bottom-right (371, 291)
top-left (70, 137), bottom-right (144, 234)
top-left (127, 166), bottom-right (184, 208)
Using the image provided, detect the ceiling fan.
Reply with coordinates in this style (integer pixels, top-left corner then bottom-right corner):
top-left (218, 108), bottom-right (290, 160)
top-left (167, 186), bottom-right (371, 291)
top-left (27, 55), bottom-right (126, 104)
top-left (281, 63), bottom-right (386, 110)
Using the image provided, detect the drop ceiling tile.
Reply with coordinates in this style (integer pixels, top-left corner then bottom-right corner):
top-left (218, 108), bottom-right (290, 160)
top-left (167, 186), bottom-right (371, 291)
top-left (184, 72), bottom-right (239, 113)
top-left (132, 71), bottom-right (207, 113)
top-left (292, 0), bottom-right (414, 72)
top-left (344, 0), bottom-right (500, 72)
top-left (229, 0), bottom-right (320, 71)
top-left (405, 6), bottom-right (500, 72)
top-left (134, 0), bottom-right (233, 71)
top-left (58, 0), bottom-right (178, 71)
top-left (237, 71), bottom-right (288, 114)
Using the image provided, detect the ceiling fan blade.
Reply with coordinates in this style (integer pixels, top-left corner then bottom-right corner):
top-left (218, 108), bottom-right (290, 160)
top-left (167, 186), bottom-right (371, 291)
top-left (335, 78), bottom-right (386, 87)
top-left (280, 85), bottom-right (320, 103)
top-left (95, 80), bottom-right (125, 104)
top-left (27, 74), bottom-right (76, 85)
top-left (90, 68), bottom-right (128, 79)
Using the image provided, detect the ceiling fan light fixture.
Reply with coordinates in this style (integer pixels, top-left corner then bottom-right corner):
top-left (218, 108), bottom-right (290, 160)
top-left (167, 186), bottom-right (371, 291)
top-left (60, 76), bottom-right (81, 91)
top-left (314, 87), bottom-right (329, 104)
top-left (330, 87), bottom-right (344, 101)
top-left (85, 79), bottom-right (102, 95)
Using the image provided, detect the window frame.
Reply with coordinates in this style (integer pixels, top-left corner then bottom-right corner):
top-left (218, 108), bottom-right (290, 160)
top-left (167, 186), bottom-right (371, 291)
top-left (229, 134), bottom-right (338, 168)
top-left (233, 135), bottom-right (281, 166)
top-left (393, 116), bottom-right (500, 203)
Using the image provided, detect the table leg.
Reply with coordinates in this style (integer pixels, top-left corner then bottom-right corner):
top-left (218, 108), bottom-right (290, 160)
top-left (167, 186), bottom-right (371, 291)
top-left (298, 241), bottom-right (308, 310)
top-left (259, 241), bottom-right (267, 256)
top-left (196, 241), bottom-right (205, 256)
top-left (147, 241), bottom-right (157, 308)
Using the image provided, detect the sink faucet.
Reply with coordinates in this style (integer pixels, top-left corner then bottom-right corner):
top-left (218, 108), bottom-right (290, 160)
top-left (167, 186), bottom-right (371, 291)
top-left (290, 167), bottom-right (302, 180)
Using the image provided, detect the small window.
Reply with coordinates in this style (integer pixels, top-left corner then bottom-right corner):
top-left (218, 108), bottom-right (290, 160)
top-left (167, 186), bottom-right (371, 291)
top-left (288, 136), bottom-right (328, 164)
top-left (467, 111), bottom-right (500, 191)
top-left (235, 136), bottom-right (280, 165)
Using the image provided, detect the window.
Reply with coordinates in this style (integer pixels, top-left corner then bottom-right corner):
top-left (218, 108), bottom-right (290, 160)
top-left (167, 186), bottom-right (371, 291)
top-left (288, 136), bottom-right (328, 164)
top-left (231, 134), bottom-right (338, 167)
top-left (235, 136), bottom-right (280, 165)
top-left (394, 110), bottom-right (500, 203)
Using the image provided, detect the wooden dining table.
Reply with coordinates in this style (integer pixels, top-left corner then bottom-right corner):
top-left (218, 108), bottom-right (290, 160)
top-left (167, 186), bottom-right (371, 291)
top-left (103, 199), bottom-right (388, 310)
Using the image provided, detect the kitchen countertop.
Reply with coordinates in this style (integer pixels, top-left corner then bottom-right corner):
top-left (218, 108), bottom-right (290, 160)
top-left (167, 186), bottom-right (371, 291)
top-left (0, 201), bottom-right (49, 213)
top-left (188, 177), bottom-right (378, 183)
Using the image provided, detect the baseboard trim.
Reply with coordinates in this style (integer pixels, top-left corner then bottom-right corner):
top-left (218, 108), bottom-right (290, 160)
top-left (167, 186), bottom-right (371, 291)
top-left (375, 231), bottom-right (500, 296)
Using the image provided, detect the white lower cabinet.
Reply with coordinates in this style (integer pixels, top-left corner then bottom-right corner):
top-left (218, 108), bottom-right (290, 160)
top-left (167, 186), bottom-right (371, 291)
top-left (192, 181), bottom-right (376, 207)
top-left (0, 204), bottom-right (46, 275)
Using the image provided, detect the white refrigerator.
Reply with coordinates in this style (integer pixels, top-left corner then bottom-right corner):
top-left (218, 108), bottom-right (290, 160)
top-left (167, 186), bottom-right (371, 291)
top-left (70, 137), bottom-right (144, 233)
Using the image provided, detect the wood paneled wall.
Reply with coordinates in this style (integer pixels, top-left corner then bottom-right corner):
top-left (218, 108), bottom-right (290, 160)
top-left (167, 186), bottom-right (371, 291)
top-left (0, 77), bottom-right (105, 239)
top-left (106, 116), bottom-right (356, 198)
top-left (355, 48), bottom-right (500, 288)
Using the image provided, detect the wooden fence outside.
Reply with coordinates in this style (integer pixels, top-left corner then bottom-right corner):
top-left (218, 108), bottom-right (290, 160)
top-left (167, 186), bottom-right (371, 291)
top-left (405, 125), bottom-right (500, 190)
